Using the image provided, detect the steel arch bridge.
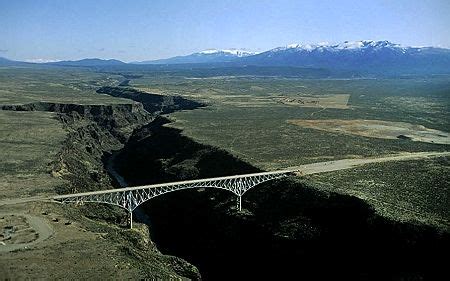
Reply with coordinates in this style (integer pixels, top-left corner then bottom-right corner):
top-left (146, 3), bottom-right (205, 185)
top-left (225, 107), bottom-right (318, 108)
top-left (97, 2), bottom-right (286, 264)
top-left (53, 170), bottom-right (296, 228)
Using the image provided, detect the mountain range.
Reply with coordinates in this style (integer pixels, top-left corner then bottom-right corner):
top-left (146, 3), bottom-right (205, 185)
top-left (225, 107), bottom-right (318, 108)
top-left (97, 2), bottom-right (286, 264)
top-left (1, 40), bottom-right (449, 75)
top-left (0, 57), bottom-right (126, 67)
top-left (240, 40), bottom-right (450, 74)
top-left (135, 40), bottom-right (449, 75)
top-left (135, 49), bottom-right (256, 64)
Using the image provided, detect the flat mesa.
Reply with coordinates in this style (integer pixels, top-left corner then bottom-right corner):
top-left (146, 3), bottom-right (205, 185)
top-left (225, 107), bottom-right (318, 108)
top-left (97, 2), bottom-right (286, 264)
top-left (287, 119), bottom-right (450, 145)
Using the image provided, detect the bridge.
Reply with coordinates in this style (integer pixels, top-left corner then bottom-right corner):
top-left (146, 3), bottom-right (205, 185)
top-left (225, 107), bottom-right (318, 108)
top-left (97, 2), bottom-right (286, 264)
top-left (53, 169), bottom-right (297, 228)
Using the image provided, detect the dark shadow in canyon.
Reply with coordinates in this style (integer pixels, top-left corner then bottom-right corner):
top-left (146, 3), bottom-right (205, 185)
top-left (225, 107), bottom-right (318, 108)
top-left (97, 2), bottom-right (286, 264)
top-left (112, 117), bottom-right (449, 280)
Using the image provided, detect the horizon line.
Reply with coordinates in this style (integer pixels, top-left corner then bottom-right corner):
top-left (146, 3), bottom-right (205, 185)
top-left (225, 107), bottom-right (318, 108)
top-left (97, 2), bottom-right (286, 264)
top-left (3, 39), bottom-right (450, 64)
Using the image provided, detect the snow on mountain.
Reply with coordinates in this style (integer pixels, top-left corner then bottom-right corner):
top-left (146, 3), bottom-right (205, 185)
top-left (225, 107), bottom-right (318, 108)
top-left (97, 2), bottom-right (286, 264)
top-left (242, 40), bottom-right (450, 75)
top-left (198, 49), bottom-right (257, 57)
top-left (49, 58), bottom-right (126, 66)
top-left (335, 40), bottom-right (402, 50)
top-left (273, 40), bottom-right (406, 53)
top-left (132, 40), bottom-right (450, 75)
top-left (25, 58), bottom-right (62, 63)
top-left (136, 48), bottom-right (258, 64)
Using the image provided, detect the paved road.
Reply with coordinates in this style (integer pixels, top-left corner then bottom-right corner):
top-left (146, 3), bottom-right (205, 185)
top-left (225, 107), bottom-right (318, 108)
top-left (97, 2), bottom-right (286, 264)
top-left (290, 151), bottom-right (450, 176)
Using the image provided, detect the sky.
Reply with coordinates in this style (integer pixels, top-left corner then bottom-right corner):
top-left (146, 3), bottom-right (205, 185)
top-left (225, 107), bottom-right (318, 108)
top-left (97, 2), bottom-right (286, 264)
top-left (1, 0), bottom-right (449, 62)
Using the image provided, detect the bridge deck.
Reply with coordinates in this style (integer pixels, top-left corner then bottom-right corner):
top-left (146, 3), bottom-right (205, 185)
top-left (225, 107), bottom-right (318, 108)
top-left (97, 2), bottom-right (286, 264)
top-left (53, 169), bottom-right (297, 199)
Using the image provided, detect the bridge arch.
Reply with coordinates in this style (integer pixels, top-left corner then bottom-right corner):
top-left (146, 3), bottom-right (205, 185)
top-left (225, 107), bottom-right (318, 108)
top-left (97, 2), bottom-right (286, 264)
top-left (54, 170), bottom-right (295, 228)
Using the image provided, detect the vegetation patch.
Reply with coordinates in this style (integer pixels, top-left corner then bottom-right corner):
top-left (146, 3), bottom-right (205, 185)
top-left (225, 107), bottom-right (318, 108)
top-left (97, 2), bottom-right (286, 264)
top-left (0, 111), bottom-right (66, 200)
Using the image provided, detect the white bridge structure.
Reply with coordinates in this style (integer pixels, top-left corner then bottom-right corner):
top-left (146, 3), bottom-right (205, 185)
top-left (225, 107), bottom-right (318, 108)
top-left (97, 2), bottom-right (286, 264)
top-left (53, 170), bottom-right (296, 228)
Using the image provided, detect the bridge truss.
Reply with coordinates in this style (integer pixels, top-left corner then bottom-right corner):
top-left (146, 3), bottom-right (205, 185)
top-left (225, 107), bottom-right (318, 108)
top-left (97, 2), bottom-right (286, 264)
top-left (54, 170), bottom-right (294, 228)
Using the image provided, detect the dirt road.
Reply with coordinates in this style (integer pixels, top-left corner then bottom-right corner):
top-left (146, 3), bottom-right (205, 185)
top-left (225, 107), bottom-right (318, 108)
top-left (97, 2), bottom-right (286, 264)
top-left (0, 213), bottom-right (54, 253)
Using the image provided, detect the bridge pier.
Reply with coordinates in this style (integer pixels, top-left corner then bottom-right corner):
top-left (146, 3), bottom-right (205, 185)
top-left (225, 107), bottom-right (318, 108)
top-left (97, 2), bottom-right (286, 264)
top-left (237, 195), bottom-right (242, 212)
top-left (129, 210), bottom-right (133, 229)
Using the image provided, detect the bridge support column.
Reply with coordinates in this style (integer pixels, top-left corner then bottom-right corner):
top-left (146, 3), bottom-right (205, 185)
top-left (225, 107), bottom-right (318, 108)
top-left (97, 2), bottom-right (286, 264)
top-left (236, 195), bottom-right (242, 212)
top-left (129, 210), bottom-right (133, 229)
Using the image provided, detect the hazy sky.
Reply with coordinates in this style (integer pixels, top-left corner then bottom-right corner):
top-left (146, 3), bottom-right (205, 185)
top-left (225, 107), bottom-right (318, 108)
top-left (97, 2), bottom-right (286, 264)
top-left (1, 0), bottom-right (449, 62)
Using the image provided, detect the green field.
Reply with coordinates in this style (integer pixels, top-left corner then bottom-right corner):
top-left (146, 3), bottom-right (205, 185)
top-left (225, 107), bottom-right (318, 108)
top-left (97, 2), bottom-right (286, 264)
top-left (0, 66), bottom-right (136, 198)
top-left (306, 157), bottom-right (450, 227)
top-left (0, 66), bottom-right (138, 202)
top-left (0, 110), bottom-right (67, 200)
top-left (126, 73), bottom-right (450, 227)
top-left (127, 75), bottom-right (450, 168)
top-left (0, 66), bottom-right (131, 105)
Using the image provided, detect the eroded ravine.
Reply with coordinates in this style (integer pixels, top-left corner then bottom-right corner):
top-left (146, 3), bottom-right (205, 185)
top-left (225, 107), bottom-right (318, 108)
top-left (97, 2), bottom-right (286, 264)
top-left (112, 118), bottom-right (449, 280)
top-left (2, 84), bottom-right (448, 279)
top-left (0, 87), bottom-right (205, 279)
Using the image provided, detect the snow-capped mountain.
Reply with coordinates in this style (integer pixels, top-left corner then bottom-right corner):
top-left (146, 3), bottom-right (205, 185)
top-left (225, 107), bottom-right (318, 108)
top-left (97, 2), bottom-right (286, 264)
top-left (3, 40), bottom-right (444, 76)
top-left (135, 49), bottom-right (257, 64)
top-left (241, 40), bottom-right (450, 74)
top-left (197, 49), bottom-right (256, 57)
top-left (133, 41), bottom-right (450, 75)
top-left (271, 40), bottom-right (405, 52)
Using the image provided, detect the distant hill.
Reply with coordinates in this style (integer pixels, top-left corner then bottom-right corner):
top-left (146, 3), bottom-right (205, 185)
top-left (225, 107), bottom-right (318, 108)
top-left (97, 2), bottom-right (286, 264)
top-left (240, 40), bottom-right (450, 75)
top-left (0, 57), bottom-right (12, 65)
top-left (1, 57), bottom-right (126, 67)
top-left (135, 49), bottom-right (257, 65)
top-left (0, 57), bottom-right (29, 66)
top-left (49, 58), bottom-right (126, 67)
